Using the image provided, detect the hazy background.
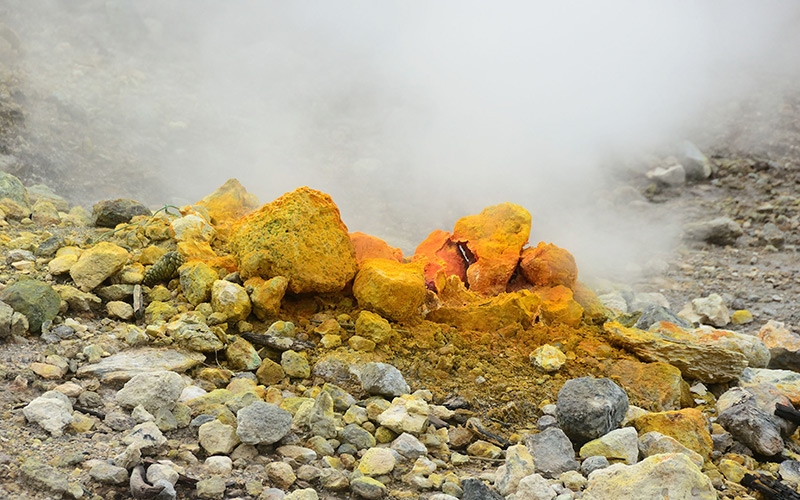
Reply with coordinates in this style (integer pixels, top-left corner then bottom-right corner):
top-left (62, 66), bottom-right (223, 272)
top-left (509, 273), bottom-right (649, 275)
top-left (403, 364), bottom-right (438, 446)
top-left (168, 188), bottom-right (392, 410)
top-left (3, 0), bottom-right (800, 279)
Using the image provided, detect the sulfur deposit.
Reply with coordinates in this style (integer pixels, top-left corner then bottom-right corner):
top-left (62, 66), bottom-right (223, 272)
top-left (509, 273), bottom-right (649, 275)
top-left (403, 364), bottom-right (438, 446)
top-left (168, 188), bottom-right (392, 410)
top-left (1, 177), bottom-right (799, 500)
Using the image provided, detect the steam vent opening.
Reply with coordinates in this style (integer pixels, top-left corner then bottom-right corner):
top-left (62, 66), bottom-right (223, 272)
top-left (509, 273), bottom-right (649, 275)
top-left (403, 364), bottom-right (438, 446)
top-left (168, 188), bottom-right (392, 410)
top-left (3, 2), bottom-right (800, 499)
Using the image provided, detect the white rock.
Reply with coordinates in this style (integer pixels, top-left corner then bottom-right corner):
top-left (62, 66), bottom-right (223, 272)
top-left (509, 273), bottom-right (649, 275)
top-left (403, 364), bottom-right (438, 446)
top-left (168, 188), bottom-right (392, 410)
top-left (23, 391), bottom-right (74, 437)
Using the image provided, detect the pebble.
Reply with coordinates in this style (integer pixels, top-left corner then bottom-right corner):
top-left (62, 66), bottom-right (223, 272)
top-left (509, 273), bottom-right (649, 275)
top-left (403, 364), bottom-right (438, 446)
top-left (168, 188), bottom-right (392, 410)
top-left (88, 461), bottom-right (129, 485)
top-left (198, 419), bottom-right (240, 455)
top-left (265, 461), bottom-right (296, 489)
top-left (390, 432), bottom-right (427, 460)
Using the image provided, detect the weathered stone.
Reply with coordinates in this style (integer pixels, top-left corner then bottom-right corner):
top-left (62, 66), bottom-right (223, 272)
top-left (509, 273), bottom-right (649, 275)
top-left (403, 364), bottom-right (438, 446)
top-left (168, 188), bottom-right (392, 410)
top-left (524, 427), bottom-right (580, 478)
top-left (308, 391), bottom-right (337, 439)
top-left (23, 390), bottom-right (74, 437)
top-left (759, 320), bottom-right (800, 371)
top-left (519, 242), bottom-right (578, 289)
top-left (582, 453), bottom-right (716, 500)
top-left (604, 321), bottom-right (749, 383)
top-left (606, 359), bottom-right (688, 412)
top-left (461, 478), bottom-right (504, 500)
top-left (494, 444), bottom-right (535, 496)
top-left (0, 277), bottom-right (60, 333)
top-left (638, 431), bottom-right (704, 467)
top-left (683, 217), bottom-right (743, 246)
top-left (739, 368), bottom-right (800, 406)
top-left (198, 419), bottom-right (240, 455)
top-left (428, 287), bottom-right (541, 331)
top-left (236, 401), bottom-right (292, 445)
top-left (512, 473), bottom-right (557, 500)
top-left (171, 213), bottom-right (216, 242)
top-left (413, 229), bottom-right (468, 289)
top-left (89, 462), bottom-right (129, 485)
top-left (115, 370), bottom-right (186, 412)
top-left (256, 357), bottom-right (285, 386)
top-left (350, 231), bottom-right (403, 263)
top-left (717, 403), bottom-right (784, 456)
top-left (20, 458), bottom-right (83, 499)
top-left (361, 362), bottom-right (410, 397)
top-left (537, 285), bottom-right (584, 327)
top-left (0, 171), bottom-right (30, 212)
top-left (282, 350), bottom-right (310, 379)
top-left (717, 385), bottom-right (797, 437)
top-left (350, 476), bottom-right (387, 499)
top-left (579, 427), bottom-right (639, 465)
top-left (353, 258), bottom-right (427, 322)
top-left (92, 198), bottom-right (151, 227)
top-left (390, 432), bottom-right (426, 460)
top-left (69, 241), bottom-right (129, 291)
top-left (229, 187), bottom-right (357, 293)
top-left (632, 408), bottom-right (712, 460)
top-left (355, 310), bottom-right (394, 344)
top-left (106, 300), bottom-right (134, 320)
top-left (451, 202), bottom-right (531, 296)
top-left (123, 421), bottom-right (167, 454)
top-left (53, 284), bottom-right (102, 313)
top-left (193, 178), bottom-right (259, 231)
top-left (633, 304), bottom-right (692, 330)
top-left (32, 199), bottom-right (60, 225)
top-left (556, 376), bottom-right (629, 444)
top-left (245, 275), bottom-right (288, 320)
top-left (265, 461), bottom-right (296, 489)
top-left (377, 394), bottom-right (429, 435)
top-left (530, 344), bottom-right (566, 372)
top-left (225, 337), bottom-right (261, 371)
top-left (196, 475), bottom-right (226, 499)
top-left (679, 293), bottom-right (730, 327)
top-left (647, 163), bottom-right (686, 186)
top-left (165, 314), bottom-right (225, 353)
top-left (357, 447), bottom-right (397, 476)
top-left (210, 280), bottom-right (251, 322)
top-left (76, 347), bottom-right (205, 382)
top-left (179, 261), bottom-right (218, 306)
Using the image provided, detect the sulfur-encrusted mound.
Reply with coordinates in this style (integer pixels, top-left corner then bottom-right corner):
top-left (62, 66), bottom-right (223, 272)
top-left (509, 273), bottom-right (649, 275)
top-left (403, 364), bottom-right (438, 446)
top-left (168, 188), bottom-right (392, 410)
top-left (519, 241), bottom-right (578, 289)
top-left (350, 232), bottom-right (403, 263)
top-left (451, 202), bottom-right (531, 296)
top-left (194, 178), bottom-right (260, 231)
top-left (353, 258), bottom-right (427, 322)
top-left (229, 187), bottom-right (357, 294)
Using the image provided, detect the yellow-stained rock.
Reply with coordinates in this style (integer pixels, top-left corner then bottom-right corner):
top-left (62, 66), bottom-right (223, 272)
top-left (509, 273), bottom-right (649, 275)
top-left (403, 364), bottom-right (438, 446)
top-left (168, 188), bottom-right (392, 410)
top-left (412, 229), bottom-right (467, 289)
top-left (229, 187), bottom-right (357, 294)
top-left (538, 285), bottom-right (584, 327)
top-left (731, 309), bottom-right (754, 325)
top-left (718, 458), bottom-right (748, 483)
top-left (225, 337), bottom-right (261, 371)
top-left (139, 246), bottom-right (167, 265)
top-left (451, 203), bottom-right (531, 296)
top-left (572, 281), bottom-right (608, 324)
top-left (355, 310), bottom-right (394, 344)
top-left (179, 261), bottom-right (219, 306)
top-left (428, 289), bottom-right (541, 332)
top-left (606, 360), bottom-right (690, 412)
top-left (177, 240), bottom-right (218, 262)
top-left (350, 232), bottom-right (403, 263)
top-left (632, 408), bottom-right (713, 460)
top-left (48, 253), bottom-right (79, 275)
top-left (69, 242), bottom-right (130, 291)
top-left (245, 276), bottom-right (288, 321)
top-left (211, 280), bottom-right (251, 322)
top-left (519, 241), bottom-right (578, 289)
top-left (353, 258), bottom-right (427, 322)
top-left (193, 178), bottom-right (260, 233)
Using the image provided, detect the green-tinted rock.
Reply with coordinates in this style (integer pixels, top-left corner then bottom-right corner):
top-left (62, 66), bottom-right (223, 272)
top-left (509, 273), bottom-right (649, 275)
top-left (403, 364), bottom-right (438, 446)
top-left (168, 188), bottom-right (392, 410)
top-left (145, 300), bottom-right (179, 324)
top-left (0, 277), bottom-right (60, 333)
top-left (281, 350), bottom-right (310, 379)
top-left (256, 358), bottom-right (285, 386)
top-left (225, 337), bottom-right (261, 371)
top-left (179, 261), bottom-right (218, 306)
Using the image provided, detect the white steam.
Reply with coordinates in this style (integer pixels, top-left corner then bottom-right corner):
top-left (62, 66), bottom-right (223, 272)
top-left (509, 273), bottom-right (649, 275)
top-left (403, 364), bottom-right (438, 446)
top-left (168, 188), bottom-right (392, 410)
top-left (4, 0), bottom-right (800, 279)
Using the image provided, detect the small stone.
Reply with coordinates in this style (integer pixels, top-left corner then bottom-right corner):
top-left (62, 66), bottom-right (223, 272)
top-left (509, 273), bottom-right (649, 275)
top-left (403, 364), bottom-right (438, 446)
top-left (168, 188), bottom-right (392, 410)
top-left (560, 469), bottom-right (588, 491)
top-left (265, 461), bottom-right (296, 489)
top-left (281, 350), bottom-right (311, 379)
top-left (579, 427), bottom-right (639, 465)
top-left (357, 447), bottom-right (397, 476)
top-left (461, 477), bottom-right (504, 500)
top-left (107, 300), bottom-right (134, 320)
top-left (525, 427), bottom-right (580, 478)
top-left (256, 357), bottom-right (285, 386)
top-left (115, 370), bottom-right (186, 413)
top-left (530, 344), bottom-right (567, 372)
top-left (581, 455), bottom-right (610, 476)
top-left (466, 440), bottom-right (502, 459)
top-left (556, 376), bottom-right (629, 444)
top-left (236, 401), bottom-right (292, 445)
top-left (196, 475), bottom-right (227, 499)
top-left (23, 390), bottom-right (73, 437)
top-left (514, 473), bottom-right (557, 500)
top-left (360, 362), bottom-right (410, 397)
top-left (391, 432), bottom-right (427, 460)
top-left (350, 476), bottom-right (387, 499)
top-left (731, 310), bottom-right (754, 325)
top-left (225, 337), bottom-right (261, 371)
top-left (342, 423), bottom-right (377, 451)
top-left (198, 419), bottom-right (240, 455)
top-left (211, 280), bottom-right (251, 322)
top-left (683, 217), bottom-right (743, 246)
top-left (355, 310), bottom-right (394, 344)
top-left (89, 461), bottom-right (129, 485)
top-left (494, 444), bottom-right (535, 496)
top-left (69, 241), bottom-right (130, 292)
top-left (638, 431), bottom-right (704, 467)
top-left (123, 421), bottom-right (167, 454)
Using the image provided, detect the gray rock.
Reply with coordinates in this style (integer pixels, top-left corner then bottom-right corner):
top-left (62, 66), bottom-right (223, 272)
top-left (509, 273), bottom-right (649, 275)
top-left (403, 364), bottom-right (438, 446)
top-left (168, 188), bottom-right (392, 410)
top-left (123, 421), bottom-right (167, 454)
top-left (360, 362), bottom-right (410, 397)
top-left (341, 423), bottom-right (377, 451)
top-left (147, 463), bottom-right (179, 486)
top-left (92, 198), bottom-right (151, 228)
top-left (20, 458), bottom-right (83, 499)
top-left (89, 462), bottom-right (129, 485)
top-left (717, 403), bottom-right (784, 456)
top-left (308, 390), bottom-right (337, 439)
top-left (76, 347), bottom-right (206, 382)
top-left (236, 401), bottom-right (292, 445)
top-left (634, 304), bottom-right (691, 330)
top-left (581, 455), bottom-right (610, 476)
top-left (494, 444), bottom-right (536, 496)
top-left (0, 278), bottom-right (61, 333)
top-left (717, 385), bottom-right (796, 437)
top-left (679, 140), bottom-right (712, 180)
top-left (195, 475), bottom-right (226, 499)
top-left (556, 377), bottom-right (629, 444)
top-left (23, 390), bottom-right (74, 437)
top-left (391, 432), bottom-right (427, 460)
top-left (679, 293), bottom-right (730, 327)
top-left (350, 476), bottom-right (386, 499)
top-left (537, 414), bottom-right (558, 430)
top-left (461, 478), bottom-right (504, 500)
top-left (759, 222), bottom-right (785, 249)
top-left (525, 427), bottom-right (580, 478)
top-left (780, 460), bottom-right (800, 486)
top-left (646, 164), bottom-right (686, 186)
top-left (115, 370), bottom-right (186, 412)
top-left (0, 300), bottom-right (27, 340)
top-left (683, 217), bottom-right (743, 246)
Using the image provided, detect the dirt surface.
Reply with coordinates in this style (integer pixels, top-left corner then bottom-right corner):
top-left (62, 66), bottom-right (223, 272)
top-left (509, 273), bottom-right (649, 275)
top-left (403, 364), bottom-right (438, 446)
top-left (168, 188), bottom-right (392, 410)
top-left (1, 9), bottom-right (800, 500)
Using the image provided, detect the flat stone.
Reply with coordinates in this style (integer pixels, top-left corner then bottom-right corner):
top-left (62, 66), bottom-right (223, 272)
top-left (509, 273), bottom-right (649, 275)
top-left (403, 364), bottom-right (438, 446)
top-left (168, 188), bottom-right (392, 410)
top-left (69, 241), bottom-right (130, 291)
top-left (23, 390), bottom-right (73, 437)
top-left (76, 347), bottom-right (205, 382)
top-left (89, 462), bottom-right (129, 485)
top-left (115, 370), bottom-right (186, 412)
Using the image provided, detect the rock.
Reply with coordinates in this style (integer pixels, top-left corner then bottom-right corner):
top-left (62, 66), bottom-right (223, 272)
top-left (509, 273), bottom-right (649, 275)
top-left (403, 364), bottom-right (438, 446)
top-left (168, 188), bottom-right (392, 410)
top-left (350, 231), bottom-right (403, 263)
top-left (780, 460), bottom-right (800, 486)
top-left (32, 199), bottom-right (60, 225)
top-left (355, 310), bottom-right (394, 344)
top-left (451, 202), bottom-right (531, 296)
top-left (210, 280), bottom-right (251, 322)
top-left (606, 359), bottom-right (688, 412)
top-left (352, 258), bottom-right (427, 322)
top-left (633, 304), bottom-right (692, 330)
top-left (196, 475), bottom-right (226, 499)
top-left (123, 421), bottom-right (167, 454)
top-left (107, 300), bottom-right (134, 320)
top-left (519, 242), bottom-right (578, 289)
top-left (277, 445), bottom-right (317, 464)
top-left (691, 325), bottom-right (769, 368)
top-left (265, 461), bottom-right (296, 489)
top-left (759, 320), bottom-right (800, 371)
top-left (632, 408), bottom-right (712, 460)
top-left (115, 370), bottom-right (186, 412)
top-left (717, 385), bottom-right (797, 437)
top-left (281, 350), bottom-right (310, 379)
top-left (413, 229), bottom-right (468, 288)
top-left (679, 140), bottom-right (713, 180)
top-left (147, 463), bottom-right (180, 486)
top-left (27, 183), bottom-right (69, 212)
top-left (92, 198), bottom-right (151, 227)
top-left (555, 376), bottom-right (629, 444)
top-left (679, 293), bottom-right (730, 327)
top-left (683, 217), bottom-right (743, 246)
top-left (165, 314), bottom-right (225, 352)
top-left (229, 186), bottom-right (357, 293)
top-left (53, 284), bottom-right (101, 313)
top-left (0, 300), bottom-right (26, 340)
top-left (225, 337), bottom-right (261, 371)
top-left (524, 427), bottom-right (580, 478)
top-left (341, 423), bottom-right (376, 451)
top-left (357, 447), bottom-right (397, 476)
top-left (236, 401), bottom-right (292, 445)
top-left (0, 171), bottom-right (30, 212)
top-left (738, 368), bottom-right (800, 406)
top-left (494, 444), bottom-right (535, 496)
top-left (89, 462), bottom-right (129, 485)
top-left (467, 439), bottom-right (502, 459)
top-left (76, 347), bottom-right (205, 382)
top-left (604, 321), bottom-right (749, 384)
top-left (638, 431), bottom-right (704, 467)
top-left (20, 458), bottom-right (83, 499)
top-left (461, 478), bottom-right (504, 500)
top-left (510, 473), bottom-right (557, 500)
top-left (193, 178), bottom-right (259, 231)
top-left (0, 278), bottom-right (60, 333)
top-left (530, 344), bottom-right (566, 372)
top-left (198, 419), bottom-right (240, 455)
top-left (69, 241), bottom-right (130, 291)
top-left (537, 285), bottom-right (586, 328)
top-left (308, 391), bottom-right (337, 439)
top-left (428, 287), bottom-right (542, 331)
top-left (581, 456), bottom-right (610, 476)
top-left (579, 427), bottom-right (639, 465)
top-left (361, 362), bottom-right (410, 397)
top-left (284, 488), bottom-right (319, 500)
top-left (23, 390), bottom-right (74, 437)
top-left (583, 453), bottom-right (716, 500)
top-left (377, 394), bottom-right (429, 435)
top-left (390, 432), bottom-right (426, 460)
top-left (171, 213), bottom-right (215, 242)
top-left (256, 358), bottom-right (285, 386)
top-left (178, 261), bottom-right (218, 306)
top-left (717, 403), bottom-right (784, 456)
top-left (350, 476), bottom-right (387, 499)
top-left (646, 164), bottom-right (686, 186)
top-left (245, 276), bottom-right (288, 320)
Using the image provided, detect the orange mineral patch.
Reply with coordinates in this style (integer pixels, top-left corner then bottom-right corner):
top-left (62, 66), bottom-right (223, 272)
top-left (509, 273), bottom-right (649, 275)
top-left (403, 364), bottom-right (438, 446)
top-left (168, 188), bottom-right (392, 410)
top-left (413, 229), bottom-right (467, 289)
top-left (350, 232), bottom-right (403, 264)
top-left (519, 241), bottom-right (578, 289)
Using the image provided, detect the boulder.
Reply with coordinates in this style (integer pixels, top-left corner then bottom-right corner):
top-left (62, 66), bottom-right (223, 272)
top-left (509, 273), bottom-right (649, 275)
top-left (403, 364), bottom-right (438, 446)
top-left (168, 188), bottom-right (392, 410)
top-left (353, 259), bottom-right (427, 322)
top-left (0, 278), bottom-right (61, 333)
top-left (556, 377), bottom-right (629, 445)
top-left (229, 187), bottom-right (357, 294)
top-left (451, 202), bottom-right (531, 295)
top-left (69, 242), bottom-right (130, 291)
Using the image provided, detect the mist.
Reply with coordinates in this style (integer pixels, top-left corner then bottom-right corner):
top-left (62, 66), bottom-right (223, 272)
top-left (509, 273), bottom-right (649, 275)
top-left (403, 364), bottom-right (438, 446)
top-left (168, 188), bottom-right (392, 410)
top-left (3, 0), bottom-right (800, 280)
